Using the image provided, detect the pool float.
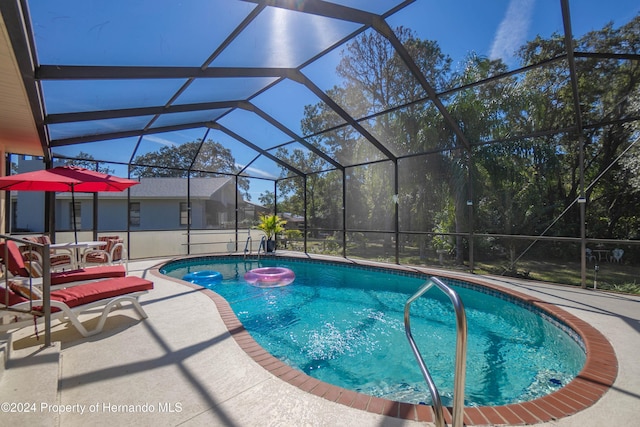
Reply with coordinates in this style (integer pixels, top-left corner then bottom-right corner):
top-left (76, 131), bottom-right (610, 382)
top-left (182, 270), bottom-right (223, 285)
top-left (244, 267), bottom-right (295, 287)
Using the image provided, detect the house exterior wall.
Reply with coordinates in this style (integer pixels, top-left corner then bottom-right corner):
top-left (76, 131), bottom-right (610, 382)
top-left (13, 192), bottom-right (44, 232)
top-left (52, 197), bottom-right (91, 231)
top-left (50, 198), bottom-right (215, 231)
top-left (95, 199), bottom-right (127, 230)
top-left (10, 161), bottom-right (259, 233)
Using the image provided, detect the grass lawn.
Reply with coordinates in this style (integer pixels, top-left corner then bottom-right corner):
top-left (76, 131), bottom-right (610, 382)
top-left (468, 259), bottom-right (639, 294)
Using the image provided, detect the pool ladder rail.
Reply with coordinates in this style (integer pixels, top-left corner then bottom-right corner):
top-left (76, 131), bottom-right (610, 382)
top-left (257, 236), bottom-right (266, 258)
top-left (243, 235), bottom-right (252, 259)
top-left (244, 235), bottom-right (267, 259)
top-left (404, 276), bottom-right (467, 427)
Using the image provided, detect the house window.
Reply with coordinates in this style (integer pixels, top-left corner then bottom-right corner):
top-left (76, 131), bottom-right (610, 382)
top-left (70, 202), bottom-right (81, 230)
top-left (180, 202), bottom-right (190, 226)
top-left (129, 202), bottom-right (140, 227)
top-left (10, 201), bottom-right (17, 231)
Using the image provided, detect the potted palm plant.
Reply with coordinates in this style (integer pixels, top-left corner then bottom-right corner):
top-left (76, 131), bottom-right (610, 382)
top-left (255, 214), bottom-right (287, 252)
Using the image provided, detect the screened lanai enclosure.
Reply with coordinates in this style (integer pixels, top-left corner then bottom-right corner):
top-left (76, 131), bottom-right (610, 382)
top-left (1, 0), bottom-right (639, 289)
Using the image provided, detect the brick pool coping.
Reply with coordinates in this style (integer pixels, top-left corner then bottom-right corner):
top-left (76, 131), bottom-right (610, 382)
top-left (155, 255), bottom-right (617, 425)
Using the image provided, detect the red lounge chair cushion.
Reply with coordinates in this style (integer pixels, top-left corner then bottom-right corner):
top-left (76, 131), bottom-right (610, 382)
top-left (0, 286), bottom-right (29, 306)
top-left (49, 276), bottom-right (153, 309)
top-left (0, 241), bottom-right (31, 277)
top-left (50, 265), bottom-right (126, 285)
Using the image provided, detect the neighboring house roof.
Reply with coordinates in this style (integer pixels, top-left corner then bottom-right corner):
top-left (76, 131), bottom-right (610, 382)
top-left (281, 212), bottom-right (304, 223)
top-left (58, 177), bottom-right (233, 199)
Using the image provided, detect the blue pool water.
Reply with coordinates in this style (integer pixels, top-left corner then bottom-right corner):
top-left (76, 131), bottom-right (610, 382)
top-left (161, 257), bottom-right (586, 407)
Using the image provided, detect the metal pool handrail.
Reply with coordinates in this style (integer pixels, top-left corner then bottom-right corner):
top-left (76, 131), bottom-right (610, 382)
top-left (404, 276), bottom-right (467, 427)
top-left (243, 235), bottom-right (252, 259)
top-left (257, 236), bottom-right (266, 258)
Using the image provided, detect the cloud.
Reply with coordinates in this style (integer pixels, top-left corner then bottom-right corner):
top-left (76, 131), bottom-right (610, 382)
top-left (235, 163), bottom-right (278, 180)
top-left (490, 0), bottom-right (535, 62)
top-left (143, 135), bottom-right (178, 147)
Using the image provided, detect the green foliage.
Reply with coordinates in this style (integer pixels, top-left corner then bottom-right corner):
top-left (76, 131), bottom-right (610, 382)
top-left (131, 140), bottom-right (236, 177)
top-left (254, 214), bottom-right (287, 240)
top-left (130, 139), bottom-right (250, 197)
top-left (285, 17), bottom-right (640, 257)
top-left (65, 152), bottom-right (115, 174)
top-left (598, 281), bottom-right (640, 295)
top-left (285, 229), bottom-right (302, 239)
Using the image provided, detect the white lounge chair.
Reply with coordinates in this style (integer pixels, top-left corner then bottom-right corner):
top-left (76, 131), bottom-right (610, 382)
top-left (0, 276), bottom-right (153, 337)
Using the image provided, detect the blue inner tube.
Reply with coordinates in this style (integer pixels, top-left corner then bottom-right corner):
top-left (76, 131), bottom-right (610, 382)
top-left (183, 270), bottom-right (223, 284)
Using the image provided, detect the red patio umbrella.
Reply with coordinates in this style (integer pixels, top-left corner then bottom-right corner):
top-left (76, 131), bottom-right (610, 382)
top-left (0, 166), bottom-right (139, 243)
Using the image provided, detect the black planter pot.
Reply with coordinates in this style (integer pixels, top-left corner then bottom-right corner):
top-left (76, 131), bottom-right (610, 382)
top-left (266, 239), bottom-right (276, 252)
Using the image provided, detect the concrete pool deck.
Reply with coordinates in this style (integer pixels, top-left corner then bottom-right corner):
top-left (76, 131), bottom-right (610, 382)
top-left (1, 253), bottom-right (638, 426)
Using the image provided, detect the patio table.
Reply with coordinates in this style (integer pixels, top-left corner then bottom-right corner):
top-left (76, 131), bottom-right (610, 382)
top-left (592, 249), bottom-right (610, 262)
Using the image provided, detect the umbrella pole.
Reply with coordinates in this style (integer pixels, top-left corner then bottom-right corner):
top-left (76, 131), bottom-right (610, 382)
top-left (72, 187), bottom-right (78, 245)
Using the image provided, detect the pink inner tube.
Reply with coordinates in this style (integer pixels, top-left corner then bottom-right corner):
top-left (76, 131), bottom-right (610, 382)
top-left (244, 267), bottom-right (295, 287)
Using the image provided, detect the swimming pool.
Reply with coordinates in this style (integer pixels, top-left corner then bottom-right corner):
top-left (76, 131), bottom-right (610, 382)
top-left (161, 256), bottom-right (586, 408)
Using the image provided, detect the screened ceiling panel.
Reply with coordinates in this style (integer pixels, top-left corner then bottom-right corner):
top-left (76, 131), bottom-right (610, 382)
top-left (176, 77), bottom-right (280, 105)
top-left (301, 45), bottom-right (349, 95)
top-left (217, 109), bottom-right (293, 150)
top-left (439, 61), bottom-right (576, 144)
top-left (308, 125), bottom-right (389, 167)
top-left (239, 154), bottom-right (291, 180)
top-left (48, 115), bottom-right (157, 141)
top-left (325, 0), bottom-right (407, 15)
top-left (318, 27), bottom-right (429, 121)
top-left (358, 108), bottom-right (430, 157)
top-left (41, 79), bottom-right (188, 114)
top-left (388, 0), bottom-right (565, 77)
top-left (251, 79), bottom-right (346, 136)
top-left (1, 0), bottom-right (637, 185)
top-left (51, 137), bottom-right (140, 165)
top-left (149, 109), bottom-right (230, 129)
top-left (204, 129), bottom-right (264, 176)
top-left (268, 141), bottom-right (335, 174)
top-left (570, 1), bottom-right (639, 42)
top-left (133, 128), bottom-right (210, 167)
top-left (29, 0), bottom-right (256, 66)
top-left (210, 6), bottom-right (362, 68)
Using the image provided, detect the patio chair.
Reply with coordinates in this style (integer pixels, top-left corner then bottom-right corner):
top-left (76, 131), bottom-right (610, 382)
top-left (19, 235), bottom-right (73, 271)
top-left (608, 248), bottom-right (624, 263)
top-left (82, 236), bottom-right (126, 268)
top-left (585, 248), bottom-right (596, 263)
top-left (0, 275), bottom-right (153, 337)
top-left (0, 240), bottom-right (126, 286)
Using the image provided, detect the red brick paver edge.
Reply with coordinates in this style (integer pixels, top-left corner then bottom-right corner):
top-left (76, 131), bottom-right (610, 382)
top-left (154, 261), bottom-right (617, 426)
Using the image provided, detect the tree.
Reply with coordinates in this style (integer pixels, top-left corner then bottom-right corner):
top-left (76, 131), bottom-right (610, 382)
top-left (131, 140), bottom-right (235, 177)
top-left (279, 16), bottom-right (640, 264)
top-left (514, 15), bottom-right (640, 240)
top-left (65, 152), bottom-right (115, 174)
top-left (131, 139), bottom-right (250, 196)
top-left (297, 27), bottom-right (455, 253)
